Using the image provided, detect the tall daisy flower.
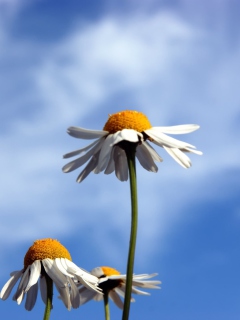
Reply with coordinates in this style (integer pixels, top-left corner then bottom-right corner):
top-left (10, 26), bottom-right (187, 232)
top-left (62, 110), bottom-right (202, 182)
top-left (0, 238), bottom-right (100, 318)
top-left (78, 266), bottom-right (160, 319)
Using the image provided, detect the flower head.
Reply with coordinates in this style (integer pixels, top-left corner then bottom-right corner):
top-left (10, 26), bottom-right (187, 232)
top-left (0, 238), bottom-right (100, 311)
top-left (62, 110), bottom-right (202, 182)
top-left (78, 266), bottom-right (161, 309)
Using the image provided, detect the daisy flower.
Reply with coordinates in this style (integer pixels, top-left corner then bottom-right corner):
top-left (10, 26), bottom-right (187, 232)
top-left (78, 266), bottom-right (161, 309)
top-left (0, 238), bottom-right (100, 311)
top-left (62, 110), bottom-right (202, 182)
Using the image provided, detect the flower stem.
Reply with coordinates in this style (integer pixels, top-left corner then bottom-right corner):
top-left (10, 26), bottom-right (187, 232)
top-left (103, 293), bottom-right (110, 320)
top-left (43, 274), bottom-right (53, 320)
top-left (122, 145), bottom-right (138, 320)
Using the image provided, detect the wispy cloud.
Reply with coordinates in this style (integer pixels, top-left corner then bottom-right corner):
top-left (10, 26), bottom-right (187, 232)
top-left (1, 9), bottom-right (239, 271)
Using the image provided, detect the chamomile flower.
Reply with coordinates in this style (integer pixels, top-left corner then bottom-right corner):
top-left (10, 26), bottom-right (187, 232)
top-left (62, 110), bottom-right (202, 182)
top-left (78, 266), bottom-right (161, 309)
top-left (0, 238), bottom-right (100, 311)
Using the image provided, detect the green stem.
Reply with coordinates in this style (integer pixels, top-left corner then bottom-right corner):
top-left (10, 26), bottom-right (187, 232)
top-left (103, 293), bottom-right (110, 320)
top-left (43, 274), bottom-right (53, 320)
top-left (122, 145), bottom-right (138, 320)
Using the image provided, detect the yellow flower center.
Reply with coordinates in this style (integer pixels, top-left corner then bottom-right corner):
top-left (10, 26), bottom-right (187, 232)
top-left (101, 266), bottom-right (121, 277)
top-left (103, 110), bottom-right (152, 134)
top-left (24, 238), bottom-right (72, 268)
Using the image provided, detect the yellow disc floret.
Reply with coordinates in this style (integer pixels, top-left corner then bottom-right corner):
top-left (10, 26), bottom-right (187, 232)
top-left (103, 110), bottom-right (152, 134)
top-left (24, 238), bottom-right (72, 268)
top-left (101, 266), bottom-right (121, 276)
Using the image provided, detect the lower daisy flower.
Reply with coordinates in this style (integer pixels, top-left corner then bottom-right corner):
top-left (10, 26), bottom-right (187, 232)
top-left (62, 110), bottom-right (202, 182)
top-left (0, 238), bottom-right (100, 311)
top-left (78, 266), bottom-right (161, 309)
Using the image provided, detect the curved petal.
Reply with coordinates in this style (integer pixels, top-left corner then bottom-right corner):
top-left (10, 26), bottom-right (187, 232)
top-left (113, 146), bottom-right (128, 181)
top-left (119, 129), bottom-right (142, 143)
top-left (109, 290), bottom-right (124, 309)
top-left (25, 260), bottom-right (41, 292)
top-left (77, 150), bottom-right (101, 182)
top-left (142, 141), bottom-right (163, 162)
top-left (62, 138), bottom-right (104, 173)
top-left (39, 276), bottom-right (47, 304)
top-left (146, 128), bottom-right (196, 149)
top-left (63, 139), bottom-right (101, 159)
top-left (131, 287), bottom-right (150, 295)
top-left (25, 282), bottom-right (38, 311)
top-left (13, 266), bottom-right (31, 302)
top-left (163, 146), bottom-right (191, 168)
top-left (67, 127), bottom-right (108, 139)
top-left (155, 124), bottom-right (200, 134)
top-left (104, 148), bottom-right (115, 175)
top-left (68, 277), bottom-right (80, 309)
top-left (78, 286), bottom-right (98, 305)
top-left (0, 270), bottom-right (23, 300)
top-left (42, 259), bottom-right (68, 288)
top-left (55, 282), bottom-right (71, 310)
top-left (136, 144), bottom-right (158, 172)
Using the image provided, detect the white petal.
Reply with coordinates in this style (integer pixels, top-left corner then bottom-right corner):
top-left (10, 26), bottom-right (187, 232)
top-left (25, 282), bottom-right (38, 311)
top-left (104, 148), bottom-right (115, 175)
top-left (109, 290), bottom-right (124, 309)
top-left (164, 147), bottom-right (191, 168)
top-left (63, 139), bottom-right (101, 159)
top-left (42, 259), bottom-right (68, 288)
top-left (0, 270), bottom-right (23, 300)
top-left (77, 150), bottom-right (101, 182)
top-left (93, 293), bottom-right (103, 302)
top-left (55, 282), bottom-right (71, 310)
top-left (68, 277), bottom-right (80, 309)
top-left (60, 259), bottom-right (99, 288)
top-left (78, 287), bottom-right (98, 305)
top-left (91, 267), bottom-right (104, 278)
top-left (118, 129), bottom-right (142, 143)
top-left (131, 287), bottom-right (150, 295)
top-left (62, 139), bottom-right (104, 173)
top-left (25, 260), bottom-right (41, 292)
top-left (146, 128), bottom-right (196, 149)
top-left (155, 124), bottom-right (200, 134)
top-left (94, 134), bottom-right (117, 173)
top-left (136, 144), bottom-right (158, 172)
top-left (40, 276), bottom-right (47, 304)
top-left (67, 126), bottom-right (108, 139)
top-left (113, 146), bottom-right (128, 181)
top-left (142, 141), bottom-right (163, 162)
top-left (13, 266), bottom-right (31, 302)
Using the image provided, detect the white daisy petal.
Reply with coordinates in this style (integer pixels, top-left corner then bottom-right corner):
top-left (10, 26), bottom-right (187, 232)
top-left (63, 139), bottom-right (101, 159)
top-left (104, 148), bottom-right (115, 175)
top-left (67, 126), bottom-right (108, 139)
top-left (77, 150), bottom-right (101, 182)
top-left (142, 141), bottom-right (163, 162)
top-left (131, 287), bottom-right (150, 295)
top-left (25, 260), bottom-right (41, 292)
top-left (136, 144), bottom-right (158, 172)
top-left (156, 124), bottom-right (200, 134)
top-left (68, 277), bottom-right (80, 309)
top-left (13, 266), bottom-right (31, 302)
top-left (0, 270), bottom-right (23, 300)
top-left (25, 282), bottom-right (38, 311)
top-left (109, 290), bottom-right (124, 309)
top-left (146, 127), bottom-right (196, 149)
top-left (113, 146), bottom-right (128, 181)
top-left (163, 146), bottom-right (192, 168)
top-left (55, 282), bottom-right (71, 310)
top-left (78, 286), bottom-right (98, 305)
top-left (42, 259), bottom-right (68, 288)
top-left (119, 129), bottom-right (142, 143)
top-left (40, 276), bottom-right (47, 304)
top-left (62, 139), bottom-right (104, 173)
top-left (95, 134), bottom-right (117, 173)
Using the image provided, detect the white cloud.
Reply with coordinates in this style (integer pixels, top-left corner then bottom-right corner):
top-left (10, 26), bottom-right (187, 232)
top-left (1, 10), bottom-right (240, 270)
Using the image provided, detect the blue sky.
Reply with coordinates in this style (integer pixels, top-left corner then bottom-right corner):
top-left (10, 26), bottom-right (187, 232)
top-left (0, 0), bottom-right (240, 319)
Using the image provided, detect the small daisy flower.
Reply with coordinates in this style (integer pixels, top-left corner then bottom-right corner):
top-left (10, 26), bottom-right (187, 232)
top-left (62, 110), bottom-right (202, 182)
top-left (0, 238), bottom-right (100, 311)
top-left (78, 266), bottom-right (161, 309)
